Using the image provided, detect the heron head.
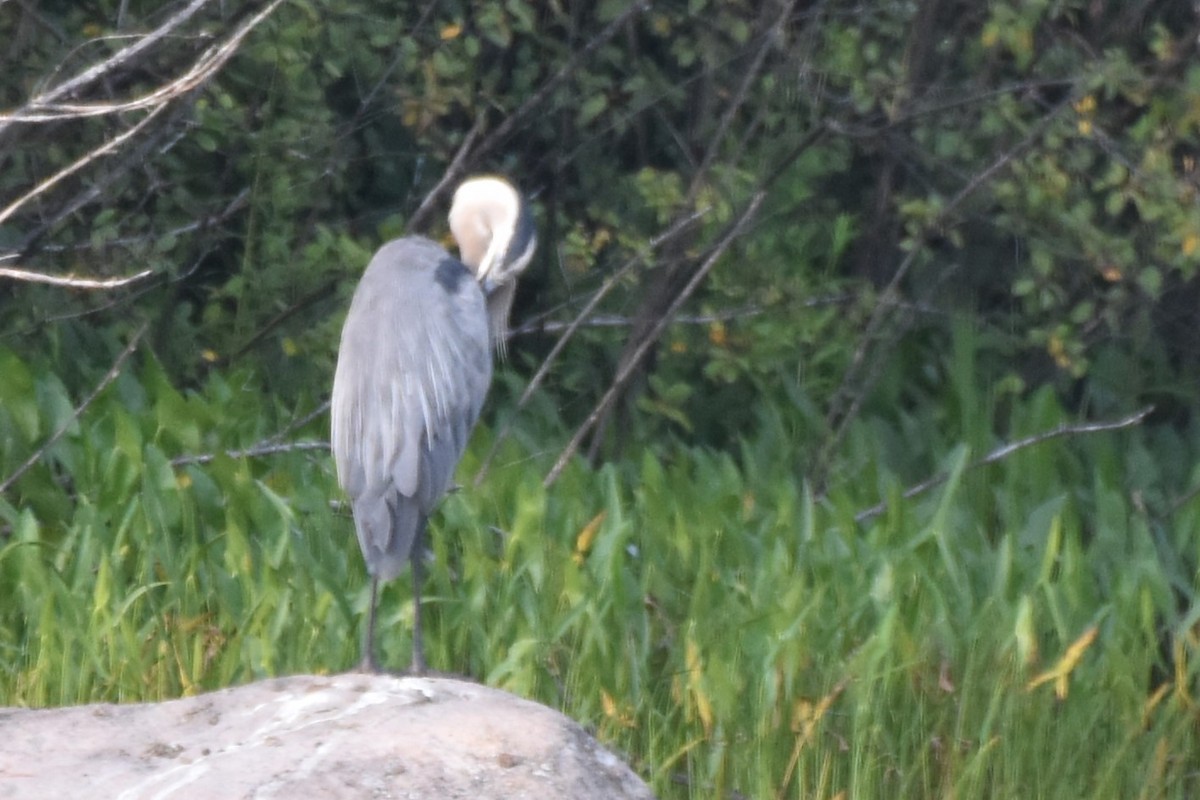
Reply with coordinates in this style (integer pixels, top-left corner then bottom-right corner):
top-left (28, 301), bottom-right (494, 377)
top-left (448, 175), bottom-right (536, 353)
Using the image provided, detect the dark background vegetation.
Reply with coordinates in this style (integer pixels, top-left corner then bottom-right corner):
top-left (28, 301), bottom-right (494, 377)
top-left (3, 1), bottom-right (1200, 796)
top-left (5, 0), bottom-right (1199, 468)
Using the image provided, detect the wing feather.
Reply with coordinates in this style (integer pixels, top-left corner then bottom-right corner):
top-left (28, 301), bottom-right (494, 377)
top-left (331, 237), bottom-right (492, 578)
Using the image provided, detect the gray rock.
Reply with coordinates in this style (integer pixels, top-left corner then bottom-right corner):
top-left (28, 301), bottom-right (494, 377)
top-left (0, 673), bottom-right (656, 799)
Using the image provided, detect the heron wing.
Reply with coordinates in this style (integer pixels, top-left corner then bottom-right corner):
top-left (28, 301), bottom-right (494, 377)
top-left (331, 237), bottom-right (492, 576)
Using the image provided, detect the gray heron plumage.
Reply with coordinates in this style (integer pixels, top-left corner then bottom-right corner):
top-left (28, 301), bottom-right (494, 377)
top-left (331, 175), bottom-right (535, 672)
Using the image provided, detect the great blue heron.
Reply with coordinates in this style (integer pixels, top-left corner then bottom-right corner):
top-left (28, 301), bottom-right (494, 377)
top-left (331, 176), bottom-right (536, 673)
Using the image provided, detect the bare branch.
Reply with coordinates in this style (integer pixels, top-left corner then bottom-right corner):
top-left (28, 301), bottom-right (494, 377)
top-left (170, 440), bottom-right (330, 468)
top-left (511, 305), bottom-right (766, 336)
top-left (543, 191), bottom-right (766, 487)
top-left (0, 323), bottom-right (148, 496)
top-left (266, 400), bottom-right (331, 445)
top-left (0, 265), bottom-right (154, 289)
top-left (853, 406), bottom-right (1154, 524)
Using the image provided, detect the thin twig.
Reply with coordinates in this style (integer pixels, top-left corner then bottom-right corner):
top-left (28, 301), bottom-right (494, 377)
top-left (853, 406), bottom-right (1155, 524)
top-left (543, 192), bottom-right (766, 487)
top-left (406, 116), bottom-right (488, 233)
top-left (266, 400), bottom-right (331, 445)
top-left (0, 323), bottom-right (149, 495)
top-left (511, 306), bottom-right (764, 336)
top-left (170, 440), bottom-right (329, 468)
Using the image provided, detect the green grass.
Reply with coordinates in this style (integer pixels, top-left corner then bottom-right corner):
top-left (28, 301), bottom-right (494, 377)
top-left (1, 348), bottom-right (1198, 798)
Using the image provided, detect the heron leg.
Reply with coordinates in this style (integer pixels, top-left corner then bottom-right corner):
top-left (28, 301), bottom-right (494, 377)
top-left (358, 576), bottom-right (381, 672)
top-left (409, 522), bottom-right (427, 675)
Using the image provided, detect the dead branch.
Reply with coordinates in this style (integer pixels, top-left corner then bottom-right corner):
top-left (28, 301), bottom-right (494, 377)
top-left (510, 305), bottom-right (765, 336)
top-left (0, 323), bottom-right (148, 496)
top-left (853, 406), bottom-right (1154, 524)
top-left (543, 191), bottom-right (766, 487)
top-left (0, 265), bottom-right (154, 289)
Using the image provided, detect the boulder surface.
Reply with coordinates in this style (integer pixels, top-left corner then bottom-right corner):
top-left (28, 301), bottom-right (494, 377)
top-left (0, 673), bottom-right (656, 799)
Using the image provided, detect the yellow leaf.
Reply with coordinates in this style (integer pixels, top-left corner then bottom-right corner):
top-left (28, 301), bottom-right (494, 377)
top-left (1143, 681), bottom-right (1172, 728)
top-left (1016, 29), bottom-right (1034, 57)
top-left (1183, 233), bottom-right (1200, 257)
top-left (685, 636), bottom-right (713, 735)
top-left (440, 23), bottom-right (462, 40)
top-left (201, 349), bottom-right (220, 363)
top-left (1173, 637), bottom-right (1195, 711)
top-left (790, 698), bottom-right (813, 732)
top-left (1026, 625), bottom-right (1098, 699)
top-left (572, 511), bottom-right (605, 565)
top-left (601, 688), bottom-right (618, 718)
top-left (1073, 94), bottom-right (1096, 115)
top-left (600, 688), bottom-right (637, 729)
top-left (708, 320), bottom-right (727, 347)
top-left (782, 679), bottom-right (848, 792)
top-left (1046, 334), bottom-right (1072, 370)
top-left (282, 337), bottom-right (298, 357)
